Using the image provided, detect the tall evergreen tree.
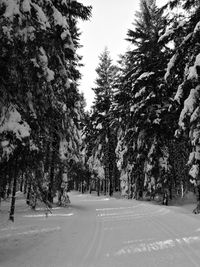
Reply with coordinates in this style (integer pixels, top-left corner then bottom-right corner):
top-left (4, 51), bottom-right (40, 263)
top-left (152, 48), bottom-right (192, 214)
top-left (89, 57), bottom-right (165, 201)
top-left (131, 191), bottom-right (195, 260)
top-left (163, 0), bottom-right (200, 212)
top-left (0, 0), bottom-right (91, 219)
top-left (85, 48), bottom-right (119, 196)
top-left (114, 0), bottom-right (175, 200)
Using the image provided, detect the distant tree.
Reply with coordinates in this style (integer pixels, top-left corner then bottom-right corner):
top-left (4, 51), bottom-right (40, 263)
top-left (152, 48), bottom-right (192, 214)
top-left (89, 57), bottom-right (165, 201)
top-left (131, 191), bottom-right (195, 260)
top-left (85, 48), bottom-right (119, 196)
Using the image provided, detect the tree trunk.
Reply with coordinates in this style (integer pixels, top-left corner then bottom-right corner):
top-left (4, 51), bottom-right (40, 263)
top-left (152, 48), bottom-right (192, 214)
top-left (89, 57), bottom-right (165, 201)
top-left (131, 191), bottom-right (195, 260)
top-left (6, 161), bottom-right (12, 198)
top-left (9, 160), bottom-right (17, 222)
top-left (24, 173), bottom-right (28, 194)
top-left (103, 179), bottom-right (106, 195)
top-left (48, 133), bottom-right (59, 203)
top-left (48, 147), bottom-right (56, 203)
top-left (20, 173), bottom-right (24, 192)
top-left (81, 180), bottom-right (83, 193)
top-left (109, 180), bottom-right (113, 196)
top-left (89, 180), bottom-right (92, 194)
top-left (97, 178), bottom-right (100, 196)
top-left (193, 184), bottom-right (200, 214)
top-left (7, 181), bottom-right (12, 198)
top-left (109, 166), bottom-right (113, 197)
top-left (44, 142), bottom-right (51, 173)
top-left (26, 182), bottom-right (31, 205)
top-left (57, 164), bottom-right (64, 205)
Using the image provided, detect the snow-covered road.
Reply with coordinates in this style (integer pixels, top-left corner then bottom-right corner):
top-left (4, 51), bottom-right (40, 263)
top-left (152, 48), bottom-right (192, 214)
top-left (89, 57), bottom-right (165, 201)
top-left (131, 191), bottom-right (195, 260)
top-left (1, 192), bottom-right (200, 267)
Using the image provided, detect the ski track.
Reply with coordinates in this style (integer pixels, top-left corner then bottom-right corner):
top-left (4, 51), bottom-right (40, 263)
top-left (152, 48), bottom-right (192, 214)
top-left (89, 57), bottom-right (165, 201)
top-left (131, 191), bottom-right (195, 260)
top-left (82, 198), bottom-right (110, 202)
top-left (96, 203), bottom-right (170, 222)
top-left (82, 215), bottom-right (100, 265)
top-left (23, 213), bottom-right (74, 218)
top-left (96, 203), bottom-right (145, 211)
top-left (0, 226), bottom-right (61, 239)
top-left (95, 201), bottom-right (200, 266)
top-left (1, 193), bottom-right (200, 267)
top-left (35, 207), bottom-right (63, 211)
top-left (150, 215), bottom-right (200, 266)
top-left (114, 235), bottom-right (200, 256)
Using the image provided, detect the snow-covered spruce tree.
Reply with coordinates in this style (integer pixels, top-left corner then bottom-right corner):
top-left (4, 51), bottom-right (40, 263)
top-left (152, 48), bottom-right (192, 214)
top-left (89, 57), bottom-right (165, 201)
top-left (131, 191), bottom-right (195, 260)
top-left (163, 0), bottom-right (200, 212)
top-left (83, 111), bottom-right (100, 193)
top-left (85, 48), bottom-right (119, 196)
top-left (114, 0), bottom-right (176, 200)
top-left (0, 0), bottom-right (91, 219)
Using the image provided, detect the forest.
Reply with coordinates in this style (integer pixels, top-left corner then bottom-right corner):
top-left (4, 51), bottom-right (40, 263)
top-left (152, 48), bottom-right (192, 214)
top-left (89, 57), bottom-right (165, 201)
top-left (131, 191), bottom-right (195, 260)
top-left (1, 0), bottom-right (200, 221)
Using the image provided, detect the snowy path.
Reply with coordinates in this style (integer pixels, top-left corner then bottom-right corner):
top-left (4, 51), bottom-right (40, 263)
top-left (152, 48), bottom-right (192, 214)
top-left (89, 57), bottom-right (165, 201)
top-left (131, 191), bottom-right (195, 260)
top-left (1, 192), bottom-right (200, 267)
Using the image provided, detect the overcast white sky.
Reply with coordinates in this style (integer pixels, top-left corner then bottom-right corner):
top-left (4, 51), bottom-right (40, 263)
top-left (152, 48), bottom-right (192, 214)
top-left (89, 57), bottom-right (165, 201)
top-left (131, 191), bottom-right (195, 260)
top-left (78, 0), bottom-right (169, 110)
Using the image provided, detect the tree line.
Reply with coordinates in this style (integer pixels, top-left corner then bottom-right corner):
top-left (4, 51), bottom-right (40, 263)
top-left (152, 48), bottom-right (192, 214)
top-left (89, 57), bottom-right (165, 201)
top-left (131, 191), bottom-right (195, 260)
top-left (0, 0), bottom-right (91, 221)
top-left (1, 0), bottom-right (200, 220)
top-left (84, 0), bottom-right (200, 213)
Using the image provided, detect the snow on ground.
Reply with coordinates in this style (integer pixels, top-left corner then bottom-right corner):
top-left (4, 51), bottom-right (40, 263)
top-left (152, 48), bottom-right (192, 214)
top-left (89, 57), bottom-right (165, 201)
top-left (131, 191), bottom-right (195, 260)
top-left (0, 191), bottom-right (200, 267)
top-left (113, 234), bottom-right (200, 256)
top-left (0, 191), bottom-right (74, 266)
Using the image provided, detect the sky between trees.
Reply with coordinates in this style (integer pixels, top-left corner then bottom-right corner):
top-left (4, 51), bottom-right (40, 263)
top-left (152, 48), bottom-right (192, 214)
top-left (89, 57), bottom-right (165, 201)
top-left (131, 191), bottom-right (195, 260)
top-left (78, 0), bottom-right (169, 110)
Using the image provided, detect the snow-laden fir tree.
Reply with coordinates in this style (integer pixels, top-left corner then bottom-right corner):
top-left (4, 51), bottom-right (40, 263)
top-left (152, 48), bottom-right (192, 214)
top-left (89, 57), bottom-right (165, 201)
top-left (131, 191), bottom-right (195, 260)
top-left (0, 0), bottom-right (91, 220)
top-left (85, 48), bottom-right (119, 196)
top-left (114, 0), bottom-right (177, 200)
top-left (163, 0), bottom-right (200, 212)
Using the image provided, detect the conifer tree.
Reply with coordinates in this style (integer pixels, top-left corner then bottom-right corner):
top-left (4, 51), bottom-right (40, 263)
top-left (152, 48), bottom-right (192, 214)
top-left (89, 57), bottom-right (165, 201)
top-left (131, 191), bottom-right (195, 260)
top-left (114, 0), bottom-right (174, 200)
top-left (0, 0), bottom-right (91, 218)
top-left (86, 48), bottom-right (119, 196)
top-left (163, 0), bottom-right (200, 212)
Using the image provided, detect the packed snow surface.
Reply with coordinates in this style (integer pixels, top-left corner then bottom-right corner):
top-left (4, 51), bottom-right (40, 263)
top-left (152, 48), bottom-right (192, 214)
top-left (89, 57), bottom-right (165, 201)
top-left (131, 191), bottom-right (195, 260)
top-left (1, 191), bottom-right (200, 267)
